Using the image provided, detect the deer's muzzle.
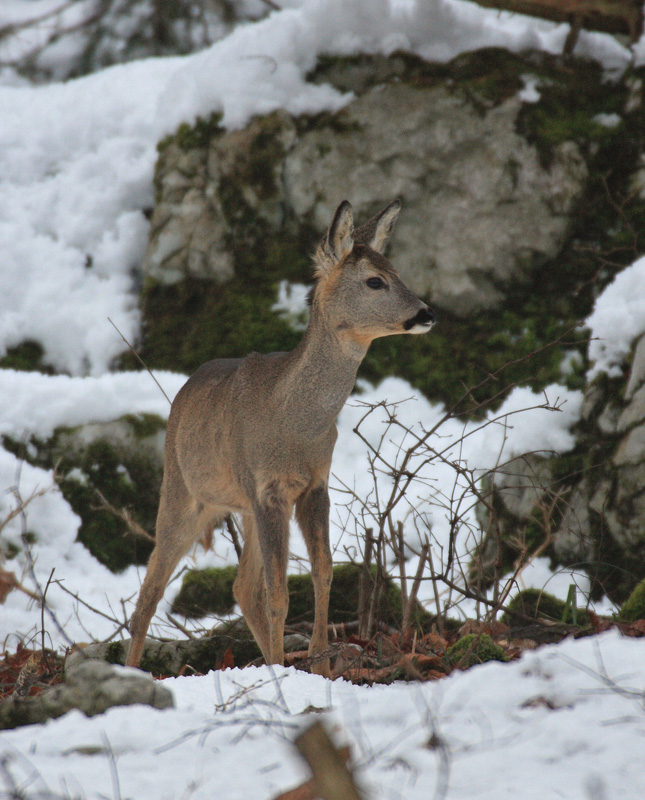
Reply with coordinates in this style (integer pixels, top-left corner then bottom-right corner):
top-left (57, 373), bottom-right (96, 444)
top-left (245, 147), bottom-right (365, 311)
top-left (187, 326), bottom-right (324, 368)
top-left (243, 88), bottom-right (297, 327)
top-left (404, 307), bottom-right (436, 332)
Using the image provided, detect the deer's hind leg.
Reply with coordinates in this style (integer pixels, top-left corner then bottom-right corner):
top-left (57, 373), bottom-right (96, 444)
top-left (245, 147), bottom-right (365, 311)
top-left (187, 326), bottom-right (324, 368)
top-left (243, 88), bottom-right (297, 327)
top-left (126, 478), bottom-right (203, 668)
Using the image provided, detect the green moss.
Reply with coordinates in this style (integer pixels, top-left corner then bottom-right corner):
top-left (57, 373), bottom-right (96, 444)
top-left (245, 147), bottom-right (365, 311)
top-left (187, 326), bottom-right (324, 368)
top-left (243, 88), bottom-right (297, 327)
top-left (518, 58), bottom-right (625, 166)
top-left (502, 588), bottom-right (589, 626)
top-left (189, 635), bottom-right (261, 672)
top-left (136, 634), bottom-right (262, 676)
top-left (121, 413), bottom-right (166, 440)
top-left (130, 278), bottom-right (302, 375)
top-left (0, 340), bottom-right (55, 374)
top-left (158, 111), bottom-right (224, 154)
top-left (2, 427), bottom-right (161, 574)
top-left (138, 648), bottom-right (179, 677)
top-left (295, 109), bottom-right (363, 136)
top-left (105, 641), bottom-right (126, 665)
top-left (590, 513), bottom-right (644, 604)
top-left (618, 578), bottom-right (645, 622)
top-left (169, 562), bottom-right (433, 630)
top-left (288, 563), bottom-right (432, 631)
top-left (1, 540), bottom-right (20, 560)
top-left (171, 566), bottom-right (237, 617)
top-left (60, 438), bottom-right (158, 572)
top-left (307, 48), bottom-right (526, 106)
top-left (447, 633), bottom-right (507, 668)
top-left (447, 48), bottom-right (527, 107)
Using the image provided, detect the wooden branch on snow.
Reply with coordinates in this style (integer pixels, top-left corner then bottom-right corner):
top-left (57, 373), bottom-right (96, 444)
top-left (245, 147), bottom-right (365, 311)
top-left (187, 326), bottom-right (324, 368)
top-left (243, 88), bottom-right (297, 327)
top-left (465, 0), bottom-right (643, 39)
top-left (286, 721), bottom-right (362, 800)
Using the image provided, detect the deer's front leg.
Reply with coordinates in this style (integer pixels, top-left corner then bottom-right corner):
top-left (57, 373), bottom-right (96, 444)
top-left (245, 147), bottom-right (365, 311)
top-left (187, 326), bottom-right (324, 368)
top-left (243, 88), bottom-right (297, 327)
top-left (254, 487), bottom-right (291, 667)
top-left (296, 484), bottom-right (333, 677)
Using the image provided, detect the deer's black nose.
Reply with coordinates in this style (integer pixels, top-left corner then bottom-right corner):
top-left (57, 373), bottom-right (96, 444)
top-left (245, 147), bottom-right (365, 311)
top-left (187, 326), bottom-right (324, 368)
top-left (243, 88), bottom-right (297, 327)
top-left (404, 307), bottom-right (436, 330)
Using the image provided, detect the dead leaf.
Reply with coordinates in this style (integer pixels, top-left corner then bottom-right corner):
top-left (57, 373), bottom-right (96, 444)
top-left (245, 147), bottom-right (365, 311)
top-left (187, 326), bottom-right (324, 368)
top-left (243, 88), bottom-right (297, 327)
top-left (0, 569), bottom-right (18, 603)
top-left (284, 649), bottom-right (310, 666)
top-left (219, 647), bottom-right (235, 670)
top-left (619, 619), bottom-right (645, 637)
top-left (521, 695), bottom-right (572, 711)
top-left (421, 632), bottom-right (449, 652)
top-left (509, 638), bottom-right (539, 651)
top-left (588, 610), bottom-right (614, 634)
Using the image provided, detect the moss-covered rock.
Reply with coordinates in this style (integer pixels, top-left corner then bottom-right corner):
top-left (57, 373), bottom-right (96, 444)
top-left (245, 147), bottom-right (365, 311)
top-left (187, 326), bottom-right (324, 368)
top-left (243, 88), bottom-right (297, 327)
top-left (290, 562), bottom-right (434, 630)
top-left (130, 48), bottom-right (645, 414)
top-left (287, 563), bottom-right (408, 628)
top-left (170, 562), bottom-right (434, 631)
top-left (2, 414), bottom-right (166, 572)
top-left (618, 578), bottom-right (645, 621)
top-left (81, 628), bottom-right (263, 677)
top-left (171, 566), bottom-right (237, 617)
top-left (502, 588), bottom-right (589, 626)
top-left (447, 633), bottom-right (507, 669)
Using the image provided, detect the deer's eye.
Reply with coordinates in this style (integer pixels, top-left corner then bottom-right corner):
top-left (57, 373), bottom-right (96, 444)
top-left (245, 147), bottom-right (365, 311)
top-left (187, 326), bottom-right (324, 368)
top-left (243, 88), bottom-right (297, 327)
top-left (366, 277), bottom-right (386, 290)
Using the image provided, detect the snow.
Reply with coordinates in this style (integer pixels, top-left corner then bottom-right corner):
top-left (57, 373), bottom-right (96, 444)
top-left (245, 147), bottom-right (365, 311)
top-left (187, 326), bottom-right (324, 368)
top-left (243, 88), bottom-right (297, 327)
top-left (272, 280), bottom-right (311, 331)
top-left (586, 255), bottom-right (645, 380)
top-left (1, 1), bottom-right (645, 796)
top-left (2, 631), bottom-right (645, 798)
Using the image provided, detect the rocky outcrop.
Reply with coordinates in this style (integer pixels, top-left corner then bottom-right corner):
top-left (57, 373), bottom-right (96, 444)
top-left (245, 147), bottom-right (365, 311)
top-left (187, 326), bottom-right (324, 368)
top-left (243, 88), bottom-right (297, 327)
top-left (475, 333), bottom-right (645, 602)
top-left (143, 51), bottom-right (589, 316)
top-left (281, 85), bottom-right (586, 315)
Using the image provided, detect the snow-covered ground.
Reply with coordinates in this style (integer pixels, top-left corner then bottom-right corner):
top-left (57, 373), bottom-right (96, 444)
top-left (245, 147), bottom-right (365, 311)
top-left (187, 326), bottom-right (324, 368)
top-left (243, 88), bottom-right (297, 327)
top-left (2, 1), bottom-right (645, 797)
top-left (2, 631), bottom-right (645, 798)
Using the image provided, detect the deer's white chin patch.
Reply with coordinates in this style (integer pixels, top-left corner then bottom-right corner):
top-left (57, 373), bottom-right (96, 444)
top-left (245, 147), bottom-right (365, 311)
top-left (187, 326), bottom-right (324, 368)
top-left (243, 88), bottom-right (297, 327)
top-left (407, 321), bottom-right (435, 334)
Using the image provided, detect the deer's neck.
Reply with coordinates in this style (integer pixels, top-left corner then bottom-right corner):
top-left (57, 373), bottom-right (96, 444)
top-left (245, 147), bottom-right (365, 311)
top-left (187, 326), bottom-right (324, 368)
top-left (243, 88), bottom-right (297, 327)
top-left (283, 309), bottom-right (367, 436)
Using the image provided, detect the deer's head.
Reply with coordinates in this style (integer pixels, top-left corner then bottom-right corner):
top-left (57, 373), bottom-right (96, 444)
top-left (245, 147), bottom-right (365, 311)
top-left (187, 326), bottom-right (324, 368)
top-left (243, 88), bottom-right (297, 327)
top-left (311, 200), bottom-right (435, 349)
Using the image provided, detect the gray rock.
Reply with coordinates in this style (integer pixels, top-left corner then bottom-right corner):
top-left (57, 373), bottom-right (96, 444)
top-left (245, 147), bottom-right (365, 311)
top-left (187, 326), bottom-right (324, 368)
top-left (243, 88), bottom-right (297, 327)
top-left (581, 381), bottom-right (606, 422)
top-left (491, 455), bottom-right (552, 520)
top-left (617, 384), bottom-right (645, 432)
top-left (552, 483), bottom-right (595, 564)
top-left (614, 423), bottom-right (645, 466)
top-left (284, 86), bottom-right (586, 315)
top-left (0, 657), bottom-right (173, 731)
top-left (626, 335), bottom-right (645, 399)
top-left (143, 112), bottom-right (296, 286)
top-left (597, 402), bottom-right (621, 435)
top-left (144, 73), bottom-right (587, 315)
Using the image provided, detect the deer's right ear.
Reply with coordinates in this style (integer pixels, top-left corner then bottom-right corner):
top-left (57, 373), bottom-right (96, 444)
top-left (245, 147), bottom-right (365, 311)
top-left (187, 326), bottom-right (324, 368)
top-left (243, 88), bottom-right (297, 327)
top-left (315, 201), bottom-right (354, 276)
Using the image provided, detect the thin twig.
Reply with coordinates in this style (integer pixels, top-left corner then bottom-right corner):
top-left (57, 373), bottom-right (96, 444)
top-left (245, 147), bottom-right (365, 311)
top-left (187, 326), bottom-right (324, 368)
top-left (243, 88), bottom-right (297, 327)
top-left (108, 316), bottom-right (171, 405)
top-left (94, 488), bottom-right (155, 542)
top-left (402, 543), bottom-right (429, 633)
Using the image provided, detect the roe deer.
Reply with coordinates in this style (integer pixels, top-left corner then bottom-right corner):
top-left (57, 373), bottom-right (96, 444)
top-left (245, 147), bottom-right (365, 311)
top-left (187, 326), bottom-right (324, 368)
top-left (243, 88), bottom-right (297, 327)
top-left (126, 199), bottom-right (435, 676)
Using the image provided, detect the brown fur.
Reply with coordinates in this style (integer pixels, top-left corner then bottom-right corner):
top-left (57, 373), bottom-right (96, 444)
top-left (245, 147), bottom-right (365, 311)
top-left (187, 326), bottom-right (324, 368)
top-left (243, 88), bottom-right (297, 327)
top-left (126, 200), bottom-right (435, 677)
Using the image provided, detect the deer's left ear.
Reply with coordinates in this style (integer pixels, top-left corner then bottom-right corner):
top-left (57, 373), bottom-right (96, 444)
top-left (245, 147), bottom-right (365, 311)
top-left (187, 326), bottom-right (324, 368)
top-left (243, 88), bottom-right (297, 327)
top-left (315, 200), bottom-right (354, 276)
top-left (354, 199), bottom-right (401, 254)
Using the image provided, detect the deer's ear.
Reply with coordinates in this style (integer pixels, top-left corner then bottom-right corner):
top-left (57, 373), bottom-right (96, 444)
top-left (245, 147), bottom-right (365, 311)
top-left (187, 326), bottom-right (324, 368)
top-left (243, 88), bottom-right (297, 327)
top-left (354, 199), bottom-right (401, 254)
top-left (315, 201), bottom-right (354, 275)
